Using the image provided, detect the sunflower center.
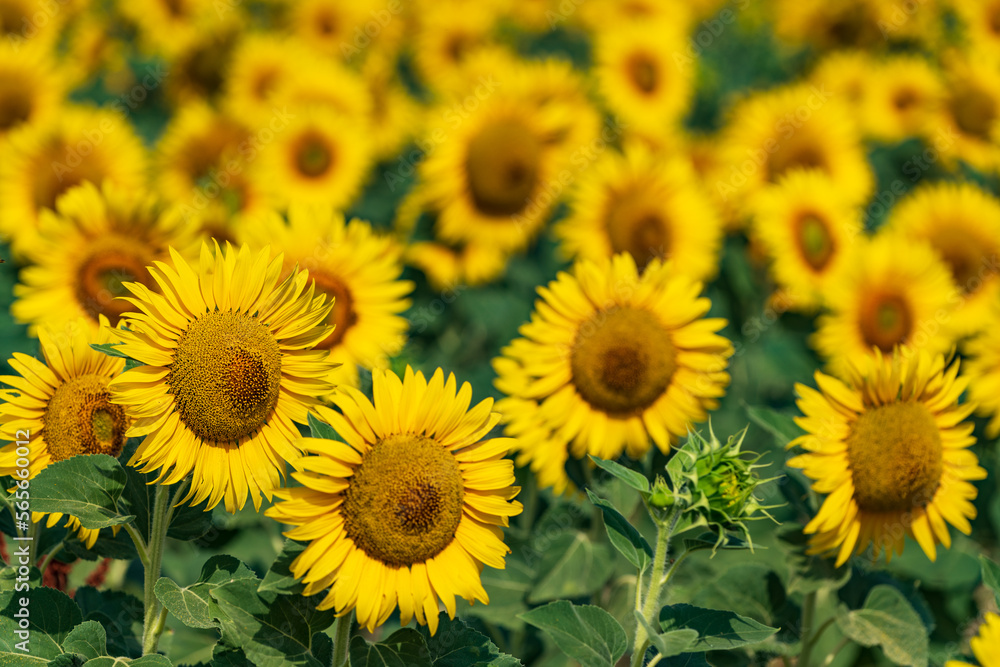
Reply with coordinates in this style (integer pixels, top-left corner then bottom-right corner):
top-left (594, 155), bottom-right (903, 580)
top-left (570, 307), bottom-right (676, 415)
top-left (859, 293), bottom-right (912, 352)
top-left (893, 88), bottom-right (919, 112)
top-left (76, 244), bottom-right (155, 326)
top-left (43, 375), bottom-right (128, 462)
top-left (796, 213), bottom-right (835, 271)
top-left (167, 310), bottom-right (282, 443)
top-left (845, 402), bottom-right (943, 512)
top-left (342, 434), bottom-right (464, 567)
top-left (0, 1), bottom-right (28, 35)
top-left (626, 53), bottom-right (659, 94)
top-left (605, 194), bottom-right (671, 272)
top-left (991, 4), bottom-right (1000, 34)
top-left (32, 141), bottom-right (107, 212)
top-left (310, 270), bottom-right (357, 350)
top-left (294, 132), bottom-right (334, 178)
top-left (465, 119), bottom-right (541, 217)
top-left (927, 228), bottom-right (991, 293)
top-left (766, 141), bottom-right (827, 183)
top-left (0, 80), bottom-right (32, 131)
top-left (950, 84), bottom-right (996, 140)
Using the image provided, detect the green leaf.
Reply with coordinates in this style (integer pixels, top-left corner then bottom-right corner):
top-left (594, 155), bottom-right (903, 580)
top-left (258, 540), bottom-right (306, 600)
top-left (528, 532), bottom-right (614, 603)
top-left (520, 601), bottom-right (627, 667)
top-left (64, 527), bottom-right (138, 562)
top-left (745, 405), bottom-right (804, 447)
top-left (420, 615), bottom-right (521, 666)
top-left (835, 585), bottom-right (928, 667)
top-left (465, 557), bottom-right (534, 630)
top-left (682, 532), bottom-right (750, 553)
top-left (307, 412), bottom-right (339, 441)
top-left (586, 490), bottom-right (652, 572)
top-left (83, 656), bottom-right (173, 667)
top-left (980, 555), bottom-right (1000, 608)
top-left (154, 556), bottom-right (258, 630)
top-left (0, 587), bottom-right (82, 661)
top-left (588, 456), bottom-right (650, 493)
top-left (348, 629), bottom-right (430, 667)
top-left (74, 588), bottom-right (143, 659)
top-left (62, 621), bottom-right (108, 660)
top-left (50, 654), bottom-right (87, 667)
top-left (634, 613), bottom-right (697, 658)
top-left (29, 455), bottom-right (134, 530)
top-left (89, 343), bottom-right (129, 359)
top-left (658, 604), bottom-right (778, 651)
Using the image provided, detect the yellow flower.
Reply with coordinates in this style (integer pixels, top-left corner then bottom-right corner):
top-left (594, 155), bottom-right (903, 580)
top-left (12, 182), bottom-right (200, 335)
top-left (404, 239), bottom-right (511, 291)
top-left (788, 349), bottom-right (985, 565)
top-left (863, 55), bottom-right (944, 142)
top-left (238, 205), bottom-right (413, 389)
top-left (811, 233), bottom-right (957, 378)
top-left (493, 253), bottom-right (733, 493)
top-left (108, 242), bottom-right (339, 512)
top-left (265, 366), bottom-right (522, 634)
top-left (0, 316), bottom-right (128, 548)
top-left (555, 144), bottom-right (724, 281)
top-left (961, 315), bottom-right (1000, 438)
top-left (808, 50), bottom-right (875, 115)
top-left (750, 170), bottom-right (863, 312)
top-left (955, 0), bottom-right (1000, 60)
top-left (936, 53), bottom-right (1000, 173)
top-left (411, 1), bottom-right (499, 92)
top-left (163, 21), bottom-right (242, 106)
top-left (946, 612), bottom-right (1000, 667)
top-left (117, 0), bottom-right (223, 58)
top-left (0, 41), bottom-right (64, 140)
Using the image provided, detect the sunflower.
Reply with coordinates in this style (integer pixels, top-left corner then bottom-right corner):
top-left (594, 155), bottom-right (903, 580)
top-left (274, 55), bottom-right (372, 124)
top-left (412, 1), bottom-right (498, 92)
top-left (404, 239), bottom-right (511, 290)
top-left (117, 0), bottom-right (221, 58)
top-left (885, 182), bottom-right (1000, 338)
top-left (108, 242), bottom-right (340, 512)
top-left (750, 170), bottom-right (863, 312)
top-left (493, 253), bottom-right (733, 493)
top-left (556, 145), bottom-right (723, 280)
top-left (863, 55), bottom-right (944, 142)
top-left (0, 41), bottom-right (64, 140)
top-left (238, 205), bottom-right (413, 389)
top-left (808, 50), bottom-right (875, 119)
top-left (0, 0), bottom-right (65, 53)
top-left (163, 20), bottom-right (242, 106)
top-left (0, 316), bottom-right (129, 548)
top-left (812, 233), bottom-right (957, 379)
top-left (955, 0), bottom-right (1000, 60)
top-left (936, 53), bottom-right (1000, 173)
top-left (772, 0), bottom-right (933, 50)
top-left (718, 83), bottom-right (873, 215)
top-left (0, 106), bottom-right (149, 257)
top-left (254, 106), bottom-right (371, 212)
top-left (595, 20), bottom-right (692, 136)
top-left (946, 612), bottom-right (1000, 667)
top-left (289, 0), bottom-right (405, 63)
top-left (222, 34), bottom-right (300, 127)
top-left (788, 348), bottom-right (985, 565)
top-left (266, 366), bottom-right (521, 633)
top-left (12, 182), bottom-right (201, 335)
top-left (961, 316), bottom-right (1000, 438)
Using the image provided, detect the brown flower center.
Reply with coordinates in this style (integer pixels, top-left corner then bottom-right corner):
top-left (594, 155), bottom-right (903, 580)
top-left (926, 227), bottom-right (993, 294)
top-left (605, 192), bottom-right (671, 272)
top-left (31, 140), bottom-right (108, 213)
top-left (950, 83), bottom-right (997, 140)
top-left (293, 131), bottom-right (335, 179)
top-left (43, 375), bottom-right (128, 462)
top-left (0, 75), bottom-right (32, 131)
top-left (465, 118), bottom-right (541, 217)
top-left (796, 213), bottom-right (836, 271)
top-left (310, 270), bottom-right (357, 350)
top-left (859, 292), bottom-right (913, 352)
top-left (76, 242), bottom-right (156, 326)
top-left (626, 53), bottom-right (659, 95)
top-left (766, 140), bottom-right (828, 184)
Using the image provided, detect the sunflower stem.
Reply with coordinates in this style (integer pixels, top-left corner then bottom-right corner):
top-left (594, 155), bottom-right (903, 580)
top-left (630, 509), bottom-right (678, 667)
top-left (38, 540), bottom-right (64, 576)
top-left (142, 482), bottom-right (172, 656)
top-left (798, 591), bottom-right (817, 667)
top-left (331, 610), bottom-right (354, 667)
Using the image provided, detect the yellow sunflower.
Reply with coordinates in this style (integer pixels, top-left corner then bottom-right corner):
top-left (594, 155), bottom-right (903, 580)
top-left (936, 53), bottom-right (1000, 173)
top-left (955, 0), bottom-right (1000, 60)
top-left (808, 50), bottom-right (875, 115)
top-left (556, 145), bottom-right (723, 281)
top-left (0, 0), bottom-right (66, 53)
top-left (0, 316), bottom-right (128, 548)
top-left (788, 348), bottom-right (985, 565)
top-left (412, 1), bottom-right (499, 92)
top-left (595, 20), bottom-right (692, 136)
top-left (404, 239), bottom-right (511, 290)
top-left (772, 0), bottom-right (933, 50)
top-left (117, 0), bottom-right (222, 58)
top-left (750, 170), bottom-right (863, 312)
top-left (108, 242), bottom-right (340, 512)
top-left (266, 366), bottom-right (521, 633)
top-left (812, 233), bottom-right (958, 379)
top-left (0, 106), bottom-right (149, 257)
top-left (717, 83), bottom-right (873, 216)
top-left (946, 612), bottom-right (1000, 667)
top-left (863, 55), bottom-right (944, 142)
top-left (238, 205), bottom-right (413, 389)
top-left (885, 181), bottom-right (1000, 338)
top-left (163, 19), bottom-right (243, 106)
top-left (289, 0), bottom-right (405, 63)
top-left (254, 106), bottom-right (372, 211)
top-left (0, 41), bottom-right (64, 140)
top-left (12, 181), bottom-right (201, 335)
top-left (221, 33), bottom-right (300, 127)
top-left (961, 316), bottom-right (1000, 438)
top-left (493, 253), bottom-right (733, 493)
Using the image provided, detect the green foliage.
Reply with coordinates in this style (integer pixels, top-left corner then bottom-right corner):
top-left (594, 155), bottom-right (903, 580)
top-left (348, 616), bottom-right (520, 667)
top-left (657, 605), bottom-right (778, 652)
top-left (835, 585), bottom-right (929, 667)
top-left (526, 532), bottom-right (614, 603)
top-left (29, 455), bottom-right (135, 531)
top-left (585, 490), bottom-right (652, 572)
top-left (519, 601), bottom-right (627, 667)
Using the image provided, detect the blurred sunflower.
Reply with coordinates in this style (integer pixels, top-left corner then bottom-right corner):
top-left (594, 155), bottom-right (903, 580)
top-left (405, 239), bottom-right (511, 290)
top-left (0, 106), bottom-right (149, 257)
top-left (812, 233), bottom-right (957, 379)
top-left (412, 1), bottom-right (498, 91)
top-left (164, 21), bottom-right (242, 106)
top-left (718, 84), bottom-right (873, 214)
top-left (118, 0), bottom-right (222, 58)
top-left (265, 367), bottom-right (522, 634)
top-left (239, 206), bottom-right (413, 389)
top-left (961, 318), bottom-right (1000, 438)
top-left (290, 0), bottom-right (405, 62)
top-left (955, 0), bottom-right (1000, 59)
top-left (578, 0), bottom-right (691, 29)
top-left (788, 349), bottom-right (985, 565)
top-left (0, 0), bottom-right (65, 53)
top-left (556, 145), bottom-right (724, 280)
top-left (276, 55), bottom-right (372, 124)
top-left (946, 612), bottom-right (1000, 667)
top-left (0, 41), bottom-right (64, 140)
top-left (255, 106), bottom-right (371, 211)
top-left (13, 182), bottom-right (200, 334)
top-left (937, 54), bottom-right (1000, 172)
top-left (750, 170), bottom-right (863, 312)
top-left (808, 50), bottom-right (874, 115)
top-left (221, 33), bottom-right (301, 127)
top-left (0, 316), bottom-right (128, 548)
top-left (595, 20), bottom-right (692, 136)
top-left (773, 0), bottom-right (933, 50)
top-left (109, 242), bottom-right (339, 512)
top-left (885, 182), bottom-right (1000, 337)
top-left (863, 55), bottom-right (944, 142)
top-left (493, 253), bottom-right (733, 493)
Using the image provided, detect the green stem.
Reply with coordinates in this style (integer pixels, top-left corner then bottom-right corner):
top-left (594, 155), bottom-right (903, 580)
top-left (122, 522), bottom-right (149, 567)
top-left (331, 610), bottom-right (354, 667)
top-left (38, 541), bottom-right (64, 576)
top-left (630, 510), bottom-right (678, 667)
top-left (141, 482), bottom-right (172, 656)
top-left (661, 549), bottom-right (692, 588)
top-left (820, 637), bottom-right (851, 666)
top-left (798, 591), bottom-right (817, 667)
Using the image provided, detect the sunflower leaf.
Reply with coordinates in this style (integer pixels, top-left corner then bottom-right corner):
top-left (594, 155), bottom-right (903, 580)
top-left (258, 539), bottom-right (307, 601)
top-left (88, 343), bottom-right (129, 359)
top-left (744, 405), bottom-right (805, 448)
top-left (0, 586), bottom-right (82, 661)
top-left (835, 585), bottom-right (928, 667)
top-left (980, 555), bottom-right (1000, 608)
top-left (420, 615), bottom-right (521, 666)
top-left (658, 604), bottom-right (778, 651)
top-left (61, 621), bottom-right (108, 660)
top-left (307, 412), bottom-right (339, 441)
top-left (634, 612), bottom-right (698, 657)
top-left (348, 629), bottom-right (430, 667)
top-left (75, 587), bottom-right (143, 658)
top-left (586, 489), bottom-right (652, 572)
top-left (154, 556), bottom-right (257, 630)
top-left (588, 456), bottom-right (651, 494)
top-left (527, 531), bottom-right (614, 603)
top-left (29, 455), bottom-right (135, 530)
top-left (519, 600), bottom-right (627, 667)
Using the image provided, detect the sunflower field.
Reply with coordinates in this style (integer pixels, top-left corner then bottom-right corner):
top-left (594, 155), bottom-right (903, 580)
top-left (4, 0), bottom-right (1000, 666)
